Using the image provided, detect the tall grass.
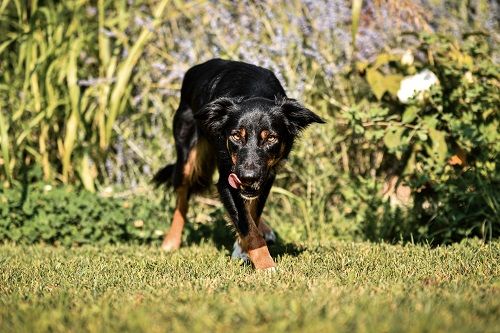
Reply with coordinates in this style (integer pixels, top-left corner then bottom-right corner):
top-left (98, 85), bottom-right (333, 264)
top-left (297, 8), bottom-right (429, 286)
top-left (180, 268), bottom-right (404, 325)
top-left (0, 0), bottom-right (170, 190)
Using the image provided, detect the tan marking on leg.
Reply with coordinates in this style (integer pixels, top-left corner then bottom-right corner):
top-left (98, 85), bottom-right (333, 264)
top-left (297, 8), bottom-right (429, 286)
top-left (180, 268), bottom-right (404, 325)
top-left (184, 144), bottom-right (198, 184)
top-left (238, 200), bottom-right (275, 269)
top-left (162, 144), bottom-right (200, 252)
top-left (245, 199), bottom-right (259, 221)
top-left (240, 231), bottom-right (275, 269)
top-left (162, 186), bottom-right (188, 251)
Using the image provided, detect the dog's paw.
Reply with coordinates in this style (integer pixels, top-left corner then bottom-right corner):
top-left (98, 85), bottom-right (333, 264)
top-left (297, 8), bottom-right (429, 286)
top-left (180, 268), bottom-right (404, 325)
top-left (263, 230), bottom-right (276, 244)
top-left (161, 240), bottom-right (180, 252)
top-left (231, 241), bottom-right (250, 264)
top-left (261, 266), bottom-right (277, 274)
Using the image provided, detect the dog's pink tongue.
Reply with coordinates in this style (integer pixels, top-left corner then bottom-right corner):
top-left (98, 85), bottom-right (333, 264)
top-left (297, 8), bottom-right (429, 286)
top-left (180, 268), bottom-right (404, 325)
top-left (228, 173), bottom-right (241, 189)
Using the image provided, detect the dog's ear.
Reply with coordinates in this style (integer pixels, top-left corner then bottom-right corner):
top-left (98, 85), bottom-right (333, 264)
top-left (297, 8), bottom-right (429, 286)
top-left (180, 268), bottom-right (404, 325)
top-left (280, 98), bottom-right (325, 135)
top-left (195, 97), bottom-right (238, 133)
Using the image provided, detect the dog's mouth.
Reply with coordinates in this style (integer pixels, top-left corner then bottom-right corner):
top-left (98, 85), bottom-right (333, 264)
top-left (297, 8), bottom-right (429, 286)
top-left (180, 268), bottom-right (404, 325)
top-left (228, 173), bottom-right (242, 189)
top-left (228, 173), bottom-right (260, 200)
top-left (240, 187), bottom-right (259, 200)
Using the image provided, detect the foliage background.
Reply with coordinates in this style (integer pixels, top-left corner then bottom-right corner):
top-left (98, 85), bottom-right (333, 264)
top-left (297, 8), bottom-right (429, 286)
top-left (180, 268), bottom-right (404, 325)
top-left (0, 0), bottom-right (498, 245)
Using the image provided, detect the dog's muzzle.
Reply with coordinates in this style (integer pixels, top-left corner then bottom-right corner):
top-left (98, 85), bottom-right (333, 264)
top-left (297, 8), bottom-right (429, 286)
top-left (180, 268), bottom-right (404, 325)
top-left (228, 173), bottom-right (260, 200)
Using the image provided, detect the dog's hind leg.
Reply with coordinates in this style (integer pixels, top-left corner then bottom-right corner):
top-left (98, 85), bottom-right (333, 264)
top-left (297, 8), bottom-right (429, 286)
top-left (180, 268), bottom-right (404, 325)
top-left (161, 140), bottom-right (199, 252)
top-left (162, 102), bottom-right (215, 252)
top-left (161, 102), bottom-right (197, 252)
top-left (258, 218), bottom-right (276, 244)
top-left (162, 185), bottom-right (189, 251)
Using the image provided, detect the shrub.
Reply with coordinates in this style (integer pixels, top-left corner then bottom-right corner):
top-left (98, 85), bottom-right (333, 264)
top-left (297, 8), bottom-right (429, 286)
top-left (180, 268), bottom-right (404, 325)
top-left (0, 182), bottom-right (169, 246)
top-left (350, 33), bottom-right (499, 243)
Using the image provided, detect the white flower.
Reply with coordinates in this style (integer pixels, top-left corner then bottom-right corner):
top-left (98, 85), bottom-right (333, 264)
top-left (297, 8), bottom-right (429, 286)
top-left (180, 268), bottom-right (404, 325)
top-left (397, 69), bottom-right (439, 103)
top-left (401, 50), bottom-right (414, 65)
top-left (133, 220), bottom-right (144, 228)
top-left (464, 71), bottom-right (474, 83)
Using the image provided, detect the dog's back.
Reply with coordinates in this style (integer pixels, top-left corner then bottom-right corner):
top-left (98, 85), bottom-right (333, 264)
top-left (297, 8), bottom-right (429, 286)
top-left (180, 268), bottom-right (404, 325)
top-left (181, 59), bottom-right (287, 113)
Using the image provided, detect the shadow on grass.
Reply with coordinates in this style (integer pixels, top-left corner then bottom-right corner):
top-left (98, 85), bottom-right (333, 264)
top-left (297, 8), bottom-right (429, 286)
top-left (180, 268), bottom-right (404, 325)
top-left (184, 215), bottom-right (305, 259)
top-left (268, 233), bottom-right (306, 259)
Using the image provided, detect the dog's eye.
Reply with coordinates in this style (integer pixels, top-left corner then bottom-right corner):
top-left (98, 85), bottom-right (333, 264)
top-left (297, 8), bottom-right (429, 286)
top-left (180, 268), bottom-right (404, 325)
top-left (230, 133), bottom-right (241, 141)
top-left (266, 134), bottom-right (278, 144)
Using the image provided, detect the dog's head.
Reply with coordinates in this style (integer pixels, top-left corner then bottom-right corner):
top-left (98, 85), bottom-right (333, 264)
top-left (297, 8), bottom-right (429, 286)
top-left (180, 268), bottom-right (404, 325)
top-left (195, 96), bottom-right (324, 199)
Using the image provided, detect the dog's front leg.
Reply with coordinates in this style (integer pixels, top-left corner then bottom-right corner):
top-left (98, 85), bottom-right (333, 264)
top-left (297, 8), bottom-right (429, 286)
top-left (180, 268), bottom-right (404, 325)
top-left (239, 200), bottom-right (275, 270)
top-left (239, 231), bottom-right (275, 270)
top-left (219, 186), bottom-right (275, 270)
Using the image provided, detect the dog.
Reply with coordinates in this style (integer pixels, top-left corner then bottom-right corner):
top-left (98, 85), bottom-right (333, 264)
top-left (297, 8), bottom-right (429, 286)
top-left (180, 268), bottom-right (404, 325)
top-left (153, 59), bottom-right (324, 270)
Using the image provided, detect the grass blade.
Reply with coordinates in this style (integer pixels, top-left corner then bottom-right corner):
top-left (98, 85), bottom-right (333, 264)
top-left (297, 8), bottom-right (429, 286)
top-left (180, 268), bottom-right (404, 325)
top-left (104, 0), bottom-right (170, 149)
top-left (0, 108), bottom-right (11, 182)
top-left (351, 0), bottom-right (363, 57)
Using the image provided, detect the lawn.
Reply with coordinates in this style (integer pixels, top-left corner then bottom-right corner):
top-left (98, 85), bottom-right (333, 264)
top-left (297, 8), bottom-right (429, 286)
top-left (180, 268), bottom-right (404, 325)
top-left (1, 240), bottom-right (499, 333)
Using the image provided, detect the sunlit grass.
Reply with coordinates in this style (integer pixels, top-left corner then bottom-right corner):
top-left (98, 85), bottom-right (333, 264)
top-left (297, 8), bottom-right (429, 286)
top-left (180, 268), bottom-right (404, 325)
top-left (0, 240), bottom-right (498, 332)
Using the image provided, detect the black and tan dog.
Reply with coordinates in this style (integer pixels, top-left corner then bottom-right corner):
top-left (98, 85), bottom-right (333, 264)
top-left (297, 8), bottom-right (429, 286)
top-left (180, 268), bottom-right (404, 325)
top-left (153, 59), bottom-right (324, 270)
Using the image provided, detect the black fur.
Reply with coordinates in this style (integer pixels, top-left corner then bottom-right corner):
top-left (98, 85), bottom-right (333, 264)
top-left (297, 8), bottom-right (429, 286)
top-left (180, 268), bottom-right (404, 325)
top-left (154, 58), bottom-right (324, 238)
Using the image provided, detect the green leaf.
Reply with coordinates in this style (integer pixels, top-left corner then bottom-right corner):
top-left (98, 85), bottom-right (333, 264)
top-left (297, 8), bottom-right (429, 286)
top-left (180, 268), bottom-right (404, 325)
top-left (417, 130), bottom-right (428, 141)
top-left (356, 61), bottom-right (369, 72)
top-left (384, 126), bottom-right (405, 150)
top-left (402, 106), bottom-right (419, 124)
top-left (428, 128), bottom-right (448, 163)
top-left (423, 116), bottom-right (438, 129)
top-left (403, 150), bottom-right (417, 175)
top-left (385, 74), bottom-right (404, 96)
top-left (0, 109), bottom-right (11, 182)
top-left (372, 53), bottom-right (392, 69)
top-left (372, 53), bottom-right (401, 69)
top-left (366, 68), bottom-right (386, 100)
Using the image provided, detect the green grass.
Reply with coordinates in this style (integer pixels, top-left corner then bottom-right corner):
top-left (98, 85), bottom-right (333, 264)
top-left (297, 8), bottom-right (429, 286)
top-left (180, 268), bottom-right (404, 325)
top-left (1, 240), bottom-right (499, 332)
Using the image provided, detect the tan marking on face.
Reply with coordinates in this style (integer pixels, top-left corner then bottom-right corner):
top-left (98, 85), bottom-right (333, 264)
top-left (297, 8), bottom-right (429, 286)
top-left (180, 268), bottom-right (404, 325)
top-left (260, 130), bottom-right (270, 140)
top-left (267, 143), bottom-right (286, 168)
top-left (232, 128), bottom-right (246, 142)
top-left (229, 128), bottom-right (246, 148)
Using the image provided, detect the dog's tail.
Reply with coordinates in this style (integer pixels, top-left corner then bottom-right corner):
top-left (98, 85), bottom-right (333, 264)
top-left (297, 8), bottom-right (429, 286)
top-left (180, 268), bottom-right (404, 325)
top-left (152, 164), bottom-right (175, 188)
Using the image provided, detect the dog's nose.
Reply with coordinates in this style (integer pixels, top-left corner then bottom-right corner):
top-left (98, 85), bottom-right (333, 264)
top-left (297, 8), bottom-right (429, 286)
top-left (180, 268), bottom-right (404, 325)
top-left (239, 170), bottom-right (259, 185)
